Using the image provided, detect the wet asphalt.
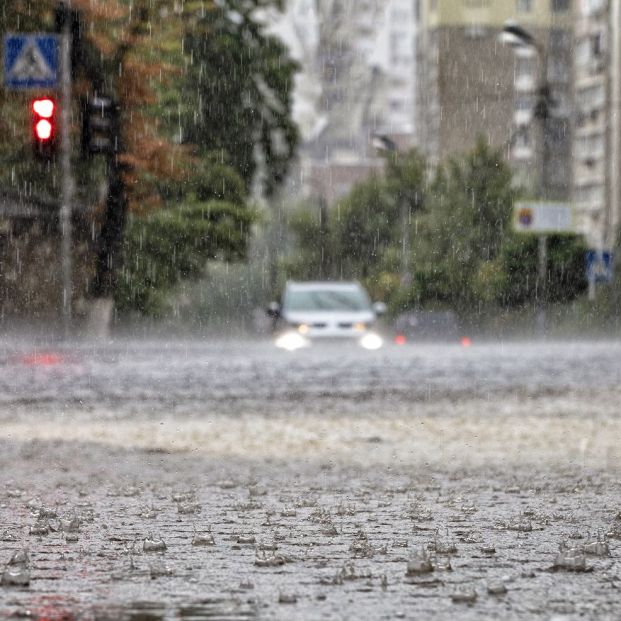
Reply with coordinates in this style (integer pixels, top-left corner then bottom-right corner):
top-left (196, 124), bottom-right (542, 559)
top-left (0, 338), bottom-right (620, 619)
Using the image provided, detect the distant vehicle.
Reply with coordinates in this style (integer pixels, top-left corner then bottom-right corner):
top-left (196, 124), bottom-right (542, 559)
top-left (393, 310), bottom-right (460, 341)
top-left (268, 281), bottom-right (386, 350)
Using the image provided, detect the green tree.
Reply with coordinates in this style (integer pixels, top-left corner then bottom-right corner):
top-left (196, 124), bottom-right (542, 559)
top-left (334, 176), bottom-right (398, 279)
top-left (0, 0), bottom-right (296, 318)
top-left (285, 201), bottom-right (333, 281)
top-left (412, 138), bottom-right (515, 311)
top-left (115, 0), bottom-right (299, 315)
top-left (117, 200), bottom-right (254, 315)
top-left (496, 234), bottom-right (587, 308)
top-left (180, 1), bottom-right (299, 198)
top-left (284, 149), bottom-right (427, 302)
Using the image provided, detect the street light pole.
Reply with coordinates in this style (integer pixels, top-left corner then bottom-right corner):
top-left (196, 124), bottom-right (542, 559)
top-left (399, 194), bottom-right (411, 287)
top-left (371, 134), bottom-right (411, 287)
top-left (537, 233), bottom-right (547, 335)
top-left (501, 22), bottom-right (552, 337)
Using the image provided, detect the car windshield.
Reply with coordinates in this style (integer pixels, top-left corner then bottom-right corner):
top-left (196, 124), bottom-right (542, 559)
top-left (284, 288), bottom-right (371, 312)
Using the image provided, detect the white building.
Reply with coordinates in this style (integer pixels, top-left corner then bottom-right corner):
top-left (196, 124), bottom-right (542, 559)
top-left (572, 0), bottom-right (620, 249)
top-left (265, 0), bottom-right (417, 203)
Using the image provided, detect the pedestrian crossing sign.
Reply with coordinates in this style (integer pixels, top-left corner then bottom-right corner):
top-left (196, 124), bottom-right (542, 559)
top-left (3, 34), bottom-right (58, 89)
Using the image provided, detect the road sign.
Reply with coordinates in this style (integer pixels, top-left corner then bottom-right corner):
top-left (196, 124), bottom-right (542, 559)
top-left (513, 201), bottom-right (574, 234)
top-left (586, 250), bottom-right (613, 284)
top-left (3, 34), bottom-right (58, 89)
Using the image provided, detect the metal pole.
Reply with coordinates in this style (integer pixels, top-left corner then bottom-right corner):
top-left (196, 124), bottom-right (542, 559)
top-left (609, 0), bottom-right (621, 252)
top-left (267, 197), bottom-right (279, 296)
top-left (400, 197), bottom-right (411, 287)
top-left (537, 40), bottom-right (548, 339)
top-left (59, 1), bottom-right (74, 338)
top-left (588, 266), bottom-right (596, 302)
top-left (537, 234), bottom-right (547, 337)
top-left (319, 195), bottom-right (328, 280)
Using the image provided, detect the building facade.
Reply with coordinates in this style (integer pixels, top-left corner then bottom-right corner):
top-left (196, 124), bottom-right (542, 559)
top-left (272, 0), bottom-right (620, 248)
top-left (572, 0), bottom-right (620, 248)
top-left (267, 0), bottom-right (417, 204)
top-left (415, 0), bottom-right (574, 202)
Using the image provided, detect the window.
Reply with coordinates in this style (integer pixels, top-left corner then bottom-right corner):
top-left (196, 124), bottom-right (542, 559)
top-left (514, 57), bottom-right (535, 90)
top-left (548, 158), bottom-right (568, 184)
top-left (591, 32), bottom-right (605, 58)
top-left (574, 183), bottom-right (604, 206)
top-left (577, 84), bottom-right (606, 111)
top-left (515, 95), bottom-right (534, 110)
top-left (576, 39), bottom-right (591, 66)
top-left (547, 117), bottom-right (570, 144)
top-left (413, 0), bottom-right (421, 20)
top-left (583, 0), bottom-right (607, 15)
top-left (515, 57), bottom-right (535, 78)
top-left (391, 31), bottom-right (412, 54)
top-left (464, 24), bottom-right (488, 38)
top-left (517, 0), bottom-right (532, 11)
top-left (514, 126), bottom-right (531, 147)
top-left (549, 30), bottom-right (570, 51)
top-left (392, 8), bottom-right (409, 21)
top-left (547, 58), bottom-right (570, 83)
top-left (551, 0), bottom-right (570, 11)
top-left (576, 133), bottom-right (605, 159)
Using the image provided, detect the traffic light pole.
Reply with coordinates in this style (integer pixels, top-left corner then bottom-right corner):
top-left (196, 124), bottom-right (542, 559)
top-left (59, 1), bottom-right (74, 338)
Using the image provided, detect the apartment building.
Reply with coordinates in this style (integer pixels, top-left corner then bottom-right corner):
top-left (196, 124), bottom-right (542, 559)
top-left (267, 0), bottom-right (417, 204)
top-left (303, 0), bottom-right (418, 203)
top-left (572, 0), bottom-right (620, 248)
top-left (415, 0), bottom-right (574, 202)
top-left (382, 0), bottom-right (417, 138)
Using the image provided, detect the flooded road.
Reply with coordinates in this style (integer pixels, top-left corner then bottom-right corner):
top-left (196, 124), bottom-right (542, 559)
top-left (1, 339), bottom-right (619, 416)
top-left (0, 339), bottom-right (620, 619)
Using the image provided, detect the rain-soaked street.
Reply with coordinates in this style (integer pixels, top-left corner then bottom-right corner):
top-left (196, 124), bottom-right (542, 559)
top-left (0, 338), bottom-right (620, 619)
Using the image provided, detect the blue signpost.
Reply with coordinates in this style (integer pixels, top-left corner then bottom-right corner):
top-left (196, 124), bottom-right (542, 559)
top-left (586, 250), bottom-right (613, 284)
top-left (3, 34), bottom-right (58, 90)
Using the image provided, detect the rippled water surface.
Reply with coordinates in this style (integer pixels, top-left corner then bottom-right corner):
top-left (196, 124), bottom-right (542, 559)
top-left (0, 339), bottom-right (619, 416)
top-left (0, 339), bottom-right (619, 619)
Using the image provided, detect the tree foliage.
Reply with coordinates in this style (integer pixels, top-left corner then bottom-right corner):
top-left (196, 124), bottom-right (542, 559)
top-left (0, 0), bottom-right (298, 316)
top-left (286, 148), bottom-right (427, 302)
top-left (411, 138), bottom-right (515, 311)
top-left (496, 234), bottom-right (587, 307)
top-left (180, 1), bottom-right (298, 198)
top-left (117, 200), bottom-right (254, 315)
top-left (286, 138), bottom-right (587, 314)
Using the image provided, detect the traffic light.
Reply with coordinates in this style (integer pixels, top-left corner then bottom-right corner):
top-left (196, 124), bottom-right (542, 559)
top-left (81, 95), bottom-right (118, 156)
top-left (32, 97), bottom-right (57, 160)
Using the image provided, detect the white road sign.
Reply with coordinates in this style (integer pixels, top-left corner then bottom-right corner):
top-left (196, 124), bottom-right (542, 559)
top-left (513, 201), bottom-right (574, 234)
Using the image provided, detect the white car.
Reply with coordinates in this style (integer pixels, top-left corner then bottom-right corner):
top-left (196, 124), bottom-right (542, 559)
top-left (268, 281), bottom-right (385, 350)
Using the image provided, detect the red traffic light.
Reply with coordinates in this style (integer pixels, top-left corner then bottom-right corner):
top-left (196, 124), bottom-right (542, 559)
top-left (35, 119), bottom-right (53, 140)
top-left (31, 97), bottom-right (57, 159)
top-left (32, 98), bottom-right (55, 119)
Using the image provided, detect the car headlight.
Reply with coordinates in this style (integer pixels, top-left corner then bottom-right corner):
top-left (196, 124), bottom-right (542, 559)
top-left (353, 322), bottom-right (367, 332)
top-left (359, 332), bottom-right (383, 350)
top-left (275, 331), bottom-right (310, 351)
